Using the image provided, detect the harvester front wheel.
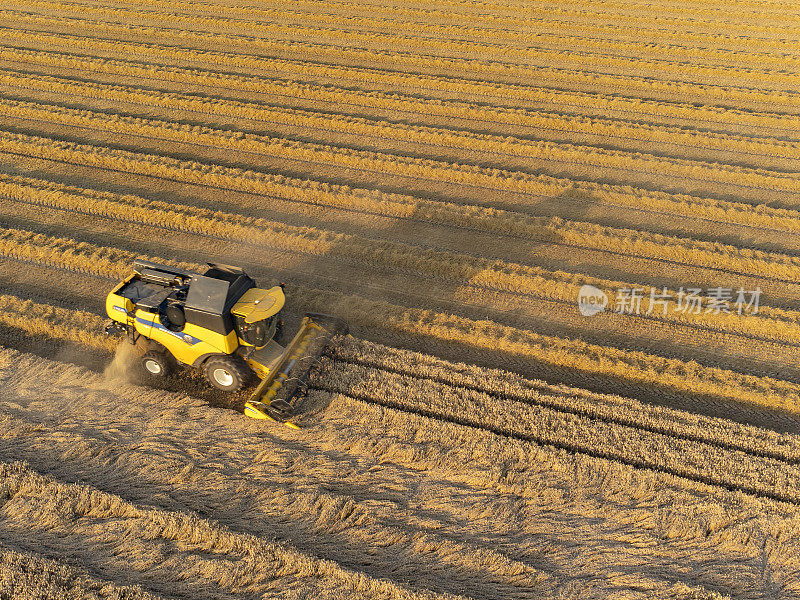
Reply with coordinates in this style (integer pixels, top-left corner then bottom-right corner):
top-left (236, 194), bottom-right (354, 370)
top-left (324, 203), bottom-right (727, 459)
top-left (141, 351), bottom-right (172, 378)
top-left (204, 356), bottom-right (249, 392)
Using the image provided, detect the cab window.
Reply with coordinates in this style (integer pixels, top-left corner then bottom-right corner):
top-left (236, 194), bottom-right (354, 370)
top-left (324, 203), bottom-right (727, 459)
top-left (234, 315), bottom-right (275, 347)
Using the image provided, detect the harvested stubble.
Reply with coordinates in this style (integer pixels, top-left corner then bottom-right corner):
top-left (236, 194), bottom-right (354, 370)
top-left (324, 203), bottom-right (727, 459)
top-left (7, 128), bottom-right (800, 287)
top-left (7, 106), bottom-right (800, 240)
top-left (11, 0), bottom-right (800, 88)
top-left (332, 336), bottom-right (800, 462)
top-left (0, 543), bottom-right (164, 600)
top-left (4, 45), bottom-right (796, 137)
top-left (563, 0), bottom-right (794, 15)
top-left (307, 293), bottom-right (800, 416)
top-left (0, 294), bottom-right (115, 353)
top-left (0, 226), bottom-right (196, 283)
top-left (315, 356), bottom-right (800, 501)
top-left (320, 0), bottom-right (800, 41)
top-left (5, 3), bottom-right (796, 94)
top-left (5, 128), bottom-right (800, 238)
top-left (0, 461), bottom-right (443, 600)
top-left (0, 409), bottom-right (547, 597)
top-left (1, 1), bottom-right (799, 596)
top-left (1, 346), bottom-right (784, 598)
top-left (1, 18), bottom-right (795, 112)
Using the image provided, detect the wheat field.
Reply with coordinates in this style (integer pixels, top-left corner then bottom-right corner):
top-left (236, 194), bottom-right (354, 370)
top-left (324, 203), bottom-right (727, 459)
top-left (0, 0), bottom-right (799, 597)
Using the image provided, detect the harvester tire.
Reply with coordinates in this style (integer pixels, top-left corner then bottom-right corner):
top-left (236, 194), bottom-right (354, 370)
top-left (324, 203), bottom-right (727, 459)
top-left (141, 350), bottom-right (172, 378)
top-left (204, 355), bottom-right (250, 392)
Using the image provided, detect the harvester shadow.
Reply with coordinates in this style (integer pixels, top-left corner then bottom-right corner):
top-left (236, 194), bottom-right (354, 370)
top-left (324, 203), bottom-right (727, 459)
top-left (205, 188), bottom-right (800, 435)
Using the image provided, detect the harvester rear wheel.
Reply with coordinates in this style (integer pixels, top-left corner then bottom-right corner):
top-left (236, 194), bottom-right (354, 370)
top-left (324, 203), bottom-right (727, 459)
top-left (204, 355), bottom-right (250, 392)
top-left (141, 350), bottom-right (172, 378)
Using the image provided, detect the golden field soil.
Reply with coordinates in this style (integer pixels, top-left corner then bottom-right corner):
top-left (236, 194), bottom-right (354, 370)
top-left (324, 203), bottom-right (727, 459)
top-left (0, 0), bottom-right (799, 597)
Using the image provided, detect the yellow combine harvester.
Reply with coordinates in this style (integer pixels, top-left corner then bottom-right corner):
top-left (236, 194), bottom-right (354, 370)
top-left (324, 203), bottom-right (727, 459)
top-left (104, 260), bottom-right (347, 426)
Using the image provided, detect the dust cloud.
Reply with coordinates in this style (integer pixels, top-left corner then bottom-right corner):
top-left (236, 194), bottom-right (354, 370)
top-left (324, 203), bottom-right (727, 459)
top-left (101, 341), bottom-right (138, 385)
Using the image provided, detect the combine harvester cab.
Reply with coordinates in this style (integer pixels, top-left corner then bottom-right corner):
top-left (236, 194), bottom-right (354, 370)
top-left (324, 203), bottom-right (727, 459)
top-left (105, 259), bottom-right (347, 427)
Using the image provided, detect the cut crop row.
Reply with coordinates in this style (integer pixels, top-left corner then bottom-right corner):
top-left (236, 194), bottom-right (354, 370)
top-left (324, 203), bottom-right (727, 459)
top-left (0, 543), bottom-right (162, 600)
top-left (320, 0), bottom-right (800, 38)
top-left (5, 131), bottom-right (800, 288)
top-left (0, 405), bottom-right (552, 598)
top-left (331, 335), bottom-right (800, 463)
top-left (2, 17), bottom-right (797, 111)
top-left (0, 349), bottom-right (782, 598)
top-left (230, 0), bottom-right (798, 54)
top-left (0, 461), bottom-right (431, 600)
top-left (12, 0), bottom-right (799, 80)
top-left (0, 293), bottom-right (114, 352)
top-left (470, 0), bottom-right (799, 33)
top-left (4, 97), bottom-right (800, 214)
top-left (523, 0), bottom-right (798, 18)
top-left (59, 0), bottom-right (794, 55)
top-left (6, 173), bottom-right (800, 347)
top-left (4, 69), bottom-right (799, 171)
top-left (315, 356), bottom-right (800, 503)
top-left (80, 0), bottom-right (800, 70)
top-left (2, 238), bottom-right (800, 416)
top-left (5, 45), bottom-right (794, 138)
